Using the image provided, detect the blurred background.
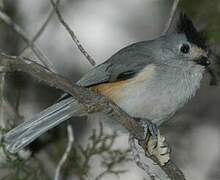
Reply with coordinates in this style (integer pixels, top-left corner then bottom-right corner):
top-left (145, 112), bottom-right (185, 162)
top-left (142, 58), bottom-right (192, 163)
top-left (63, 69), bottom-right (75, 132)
top-left (0, 0), bottom-right (220, 179)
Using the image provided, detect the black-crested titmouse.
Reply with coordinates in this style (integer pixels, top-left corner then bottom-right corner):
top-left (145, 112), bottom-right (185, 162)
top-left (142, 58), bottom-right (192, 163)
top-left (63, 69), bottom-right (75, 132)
top-left (5, 13), bottom-right (211, 153)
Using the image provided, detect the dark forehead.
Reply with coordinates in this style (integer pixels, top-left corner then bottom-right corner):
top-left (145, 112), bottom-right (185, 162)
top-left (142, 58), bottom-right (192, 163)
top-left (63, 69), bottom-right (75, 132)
top-left (176, 13), bottom-right (207, 50)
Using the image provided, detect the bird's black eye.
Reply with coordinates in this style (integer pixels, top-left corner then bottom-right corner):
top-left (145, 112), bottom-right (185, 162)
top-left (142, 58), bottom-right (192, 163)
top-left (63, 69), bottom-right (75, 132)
top-left (180, 44), bottom-right (190, 54)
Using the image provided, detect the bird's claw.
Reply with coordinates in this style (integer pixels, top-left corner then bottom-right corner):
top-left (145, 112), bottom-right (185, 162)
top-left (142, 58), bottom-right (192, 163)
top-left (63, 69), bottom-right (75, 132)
top-left (147, 130), bottom-right (170, 166)
top-left (137, 118), bottom-right (158, 140)
top-left (135, 118), bottom-right (170, 166)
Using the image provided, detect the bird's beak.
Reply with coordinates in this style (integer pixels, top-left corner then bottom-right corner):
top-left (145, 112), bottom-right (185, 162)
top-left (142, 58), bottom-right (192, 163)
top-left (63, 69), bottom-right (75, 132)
top-left (195, 56), bottom-right (211, 67)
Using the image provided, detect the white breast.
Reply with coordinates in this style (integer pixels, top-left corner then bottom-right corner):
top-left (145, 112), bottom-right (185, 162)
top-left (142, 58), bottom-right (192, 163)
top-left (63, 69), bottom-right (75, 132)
top-left (116, 65), bottom-right (204, 125)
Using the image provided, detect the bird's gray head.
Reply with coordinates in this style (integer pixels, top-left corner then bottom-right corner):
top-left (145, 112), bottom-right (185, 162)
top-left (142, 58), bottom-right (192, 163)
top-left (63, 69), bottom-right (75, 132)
top-left (152, 13), bottom-right (210, 68)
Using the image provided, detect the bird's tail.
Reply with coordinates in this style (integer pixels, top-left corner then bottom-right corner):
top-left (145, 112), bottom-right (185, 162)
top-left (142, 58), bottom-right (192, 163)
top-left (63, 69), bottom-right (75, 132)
top-left (4, 97), bottom-right (83, 153)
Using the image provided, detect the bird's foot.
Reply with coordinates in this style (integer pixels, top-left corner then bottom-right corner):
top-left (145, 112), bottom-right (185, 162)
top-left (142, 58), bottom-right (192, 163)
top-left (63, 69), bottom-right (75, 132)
top-left (136, 118), bottom-right (158, 140)
top-left (147, 130), bottom-right (170, 166)
top-left (135, 118), bottom-right (170, 166)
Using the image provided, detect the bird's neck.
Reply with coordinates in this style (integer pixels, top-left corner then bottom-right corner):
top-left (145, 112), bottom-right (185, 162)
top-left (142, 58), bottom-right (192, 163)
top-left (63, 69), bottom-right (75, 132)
top-left (153, 64), bottom-right (205, 123)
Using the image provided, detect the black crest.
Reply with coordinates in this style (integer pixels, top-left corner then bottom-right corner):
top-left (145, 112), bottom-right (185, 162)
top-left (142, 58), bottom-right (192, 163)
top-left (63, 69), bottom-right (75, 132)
top-left (177, 13), bottom-right (207, 50)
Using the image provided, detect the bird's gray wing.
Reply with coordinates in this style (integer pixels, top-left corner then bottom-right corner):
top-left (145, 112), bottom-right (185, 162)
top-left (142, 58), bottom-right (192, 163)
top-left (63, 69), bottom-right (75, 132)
top-left (77, 41), bottom-right (153, 87)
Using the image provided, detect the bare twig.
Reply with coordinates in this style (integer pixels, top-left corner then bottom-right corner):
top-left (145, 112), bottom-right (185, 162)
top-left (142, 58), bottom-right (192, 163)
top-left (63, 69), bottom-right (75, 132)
top-left (0, 92), bottom-right (19, 129)
top-left (0, 9), bottom-right (76, 179)
top-left (48, 1), bottom-right (95, 177)
top-left (54, 124), bottom-right (74, 180)
top-left (19, 0), bottom-right (60, 57)
top-left (162, 0), bottom-right (180, 35)
top-left (75, 122), bottom-right (131, 179)
top-left (0, 9), bottom-right (56, 72)
top-left (0, 54), bottom-right (185, 180)
top-left (0, 73), bottom-right (6, 128)
top-left (2, 99), bottom-right (19, 125)
top-left (0, 4), bottom-right (74, 179)
top-left (50, 0), bottom-right (96, 66)
top-left (129, 135), bottom-right (170, 180)
top-left (0, 3), bottom-right (76, 179)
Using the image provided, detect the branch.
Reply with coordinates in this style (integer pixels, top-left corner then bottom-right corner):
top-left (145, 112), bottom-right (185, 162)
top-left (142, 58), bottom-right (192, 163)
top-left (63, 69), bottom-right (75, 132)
top-left (0, 73), bottom-right (6, 128)
top-left (0, 54), bottom-right (185, 180)
top-left (50, 0), bottom-right (96, 66)
top-left (129, 135), bottom-right (170, 180)
top-left (49, 1), bottom-right (96, 178)
top-left (162, 0), bottom-right (180, 35)
top-left (0, 3), bottom-right (77, 179)
top-left (0, 73), bottom-right (15, 129)
top-left (129, 135), bottom-right (185, 180)
top-left (19, 0), bottom-right (60, 57)
top-left (54, 124), bottom-right (74, 180)
top-left (0, 9), bottom-right (56, 72)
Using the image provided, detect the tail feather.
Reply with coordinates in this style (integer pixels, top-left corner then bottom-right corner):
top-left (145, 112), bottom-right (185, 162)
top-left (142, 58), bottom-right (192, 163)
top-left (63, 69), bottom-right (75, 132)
top-left (4, 97), bottom-right (82, 153)
top-left (5, 98), bottom-right (75, 141)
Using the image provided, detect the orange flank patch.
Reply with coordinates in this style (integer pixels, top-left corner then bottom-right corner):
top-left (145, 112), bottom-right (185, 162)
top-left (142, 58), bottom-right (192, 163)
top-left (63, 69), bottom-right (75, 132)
top-left (91, 80), bottom-right (128, 102)
top-left (90, 64), bottom-right (155, 102)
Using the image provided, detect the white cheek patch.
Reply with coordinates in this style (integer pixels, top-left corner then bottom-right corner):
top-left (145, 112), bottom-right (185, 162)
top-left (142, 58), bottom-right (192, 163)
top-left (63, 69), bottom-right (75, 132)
top-left (190, 46), bottom-right (207, 59)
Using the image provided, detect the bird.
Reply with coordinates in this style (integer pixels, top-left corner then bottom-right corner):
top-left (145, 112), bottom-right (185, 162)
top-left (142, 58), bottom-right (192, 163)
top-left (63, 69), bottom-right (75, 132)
top-left (4, 13), bottom-right (211, 154)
